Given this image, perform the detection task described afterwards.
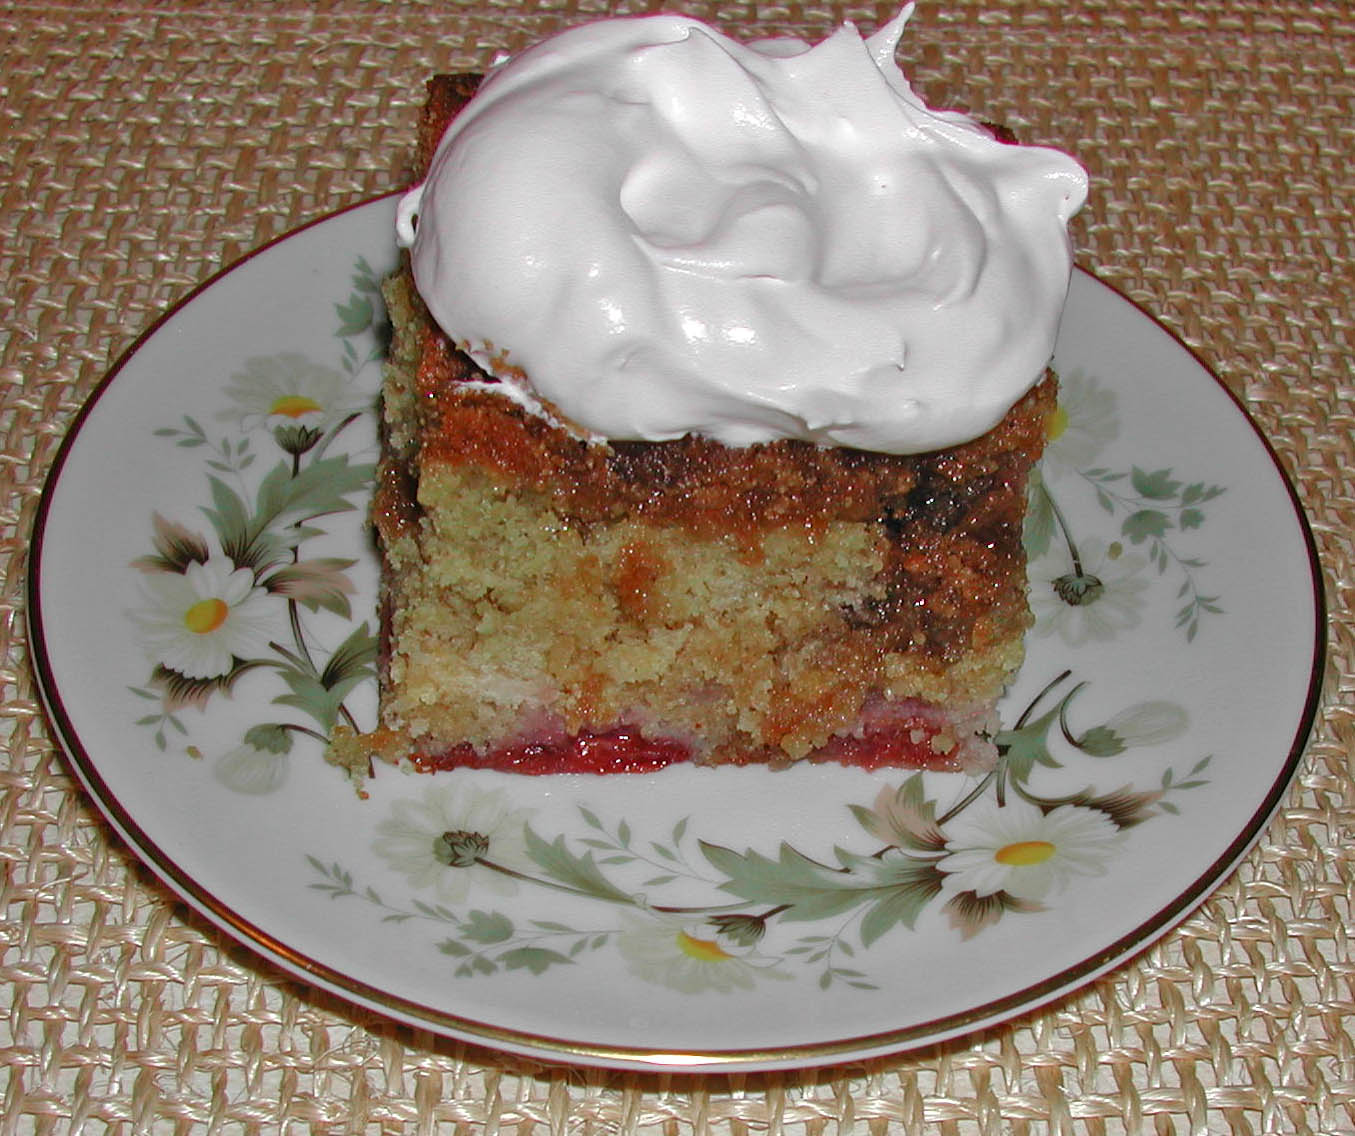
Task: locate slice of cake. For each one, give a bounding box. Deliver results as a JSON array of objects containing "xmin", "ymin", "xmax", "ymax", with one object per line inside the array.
[{"xmin": 329, "ymin": 8, "xmax": 1086, "ymax": 778}]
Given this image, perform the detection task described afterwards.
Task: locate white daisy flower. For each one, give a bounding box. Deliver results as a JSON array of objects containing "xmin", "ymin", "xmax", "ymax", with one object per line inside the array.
[
  {"xmin": 615, "ymin": 911, "xmax": 789, "ymax": 994},
  {"xmin": 220, "ymin": 353, "xmax": 361, "ymax": 433},
  {"xmin": 372, "ymin": 783, "xmax": 534, "ymax": 904},
  {"xmin": 937, "ymin": 797, "xmax": 1120, "ymax": 902},
  {"xmin": 1029, "ymin": 537, "xmax": 1149, "ymax": 647},
  {"xmin": 1044, "ymin": 369, "xmax": 1119, "ymax": 472},
  {"xmin": 131, "ymin": 556, "xmax": 274, "ymax": 679}
]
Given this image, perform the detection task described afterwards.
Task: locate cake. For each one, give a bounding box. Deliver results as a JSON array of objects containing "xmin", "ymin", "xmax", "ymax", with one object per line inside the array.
[{"xmin": 327, "ymin": 8, "xmax": 1086, "ymax": 778}]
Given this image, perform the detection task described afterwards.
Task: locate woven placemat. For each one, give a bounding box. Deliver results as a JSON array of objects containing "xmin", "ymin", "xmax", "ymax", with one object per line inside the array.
[{"xmin": 3, "ymin": 1, "xmax": 1351, "ymax": 1130}]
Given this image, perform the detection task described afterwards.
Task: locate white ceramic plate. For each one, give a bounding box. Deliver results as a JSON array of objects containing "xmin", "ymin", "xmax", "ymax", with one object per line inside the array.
[{"xmin": 29, "ymin": 196, "xmax": 1324, "ymax": 1073}]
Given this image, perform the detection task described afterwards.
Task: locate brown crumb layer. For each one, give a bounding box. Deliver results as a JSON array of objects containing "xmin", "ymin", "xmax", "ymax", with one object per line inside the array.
[{"xmin": 383, "ymin": 287, "xmax": 1055, "ymax": 671}]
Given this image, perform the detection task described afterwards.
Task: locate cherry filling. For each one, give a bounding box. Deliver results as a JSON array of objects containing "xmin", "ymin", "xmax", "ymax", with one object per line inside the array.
[
  {"xmin": 407, "ymin": 712, "xmax": 968, "ymax": 776},
  {"xmin": 409, "ymin": 730, "xmax": 688, "ymax": 776}
]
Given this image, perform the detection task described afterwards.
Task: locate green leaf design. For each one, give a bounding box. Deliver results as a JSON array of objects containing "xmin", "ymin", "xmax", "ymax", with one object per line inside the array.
[
  {"xmin": 202, "ymin": 475, "xmax": 254, "ymax": 563},
  {"xmin": 500, "ymin": 947, "xmax": 575, "ymax": 975},
  {"xmin": 461, "ymin": 910, "xmax": 514, "ymax": 944},
  {"xmin": 273, "ymin": 665, "xmax": 339, "ymax": 731},
  {"xmin": 267, "ymin": 621, "xmax": 375, "ymax": 733},
  {"xmin": 700, "ymin": 841, "xmax": 943, "ymax": 936},
  {"xmin": 334, "ymin": 294, "xmax": 375, "ymax": 337},
  {"xmin": 994, "ymin": 704, "xmax": 1064, "ymax": 784},
  {"xmin": 523, "ymin": 827, "xmax": 636, "ymax": 906},
  {"xmin": 243, "ymin": 722, "xmax": 294, "ymax": 754},
  {"xmin": 851, "ymin": 773, "xmax": 948, "ymax": 853},
  {"xmin": 1023, "ymin": 469, "xmax": 1055, "ymax": 559},
  {"xmin": 320, "ymin": 621, "xmax": 378, "ymax": 692},
  {"xmin": 1075, "ymin": 725, "xmax": 1127, "ymax": 757},
  {"xmin": 412, "ymin": 899, "xmax": 460, "ymax": 923},
  {"xmin": 701, "ymin": 842, "xmax": 863, "ymax": 921},
  {"xmin": 351, "ymin": 255, "xmax": 382, "ymax": 294},
  {"xmin": 255, "ymin": 454, "xmax": 373, "ymax": 526},
  {"xmin": 1017, "ymin": 782, "xmax": 1163, "ymax": 830},
  {"xmin": 854, "ymin": 859, "xmax": 946, "ymax": 946},
  {"xmin": 944, "ymin": 890, "xmax": 1043, "ymax": 940},
  {"xmin": 263, "ymin": 558, "xmax": 358, "ymax": 617},
  {"xmin": 133, "ymin": 512, "xmax": 210, "ymax": 573},
  {"xmin": 152, "ymin": 660, "xmax": 262, "ymax": 712},
  {"xmin": 1129, "ymin": 467, "xmax": 1182, "ymax": 500},
  {"xmin": 1050, "ymin": 438, "xmax": 1229, "ymax": 641},
  {"xmin": 1122, "ymin": 509, "xmax": 1170, "ymax": 543},
  {"xmin": 204, "ymin": 455, "xmax": 373, "ymax": 570}
]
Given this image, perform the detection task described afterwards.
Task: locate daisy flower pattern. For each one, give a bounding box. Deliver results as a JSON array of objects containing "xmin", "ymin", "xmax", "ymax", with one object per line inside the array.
[
  {"xmin": 615, "ymin": 911, "xmax": 790, "ymax": 994},
  {"xmin": 221, "ymin": 353, "xmax": 362, "ymax": 434},
  {"xmin": 937, "ymin": 797, "xmax": 1121, "ymax": 902},
  {"xmin": 308, "ymin": 660, "xmax": 1204, "ymax": 984},
  {"xmin": 372, "ymin": 784, "xmax": 535, "ymax": 904},
  {"xmin": 1029, "ymin": 536, "xmax": 1149, "ymax": 647},
  {"xmin": 117, "ymin": 254, "xmax": 1214, "ymax": 990},
  {"xmin": 1027, "ymin": 366, "xmax": 1224, "ymax": 642},
  {"xmin": 129, "ymin": 256, "xmax": 380, "ymax": 756},
  {"xmin": 1043, "ymin": 368, "xmax": 1119, "ymax": 471},
  {"xmin": 131, "ymin": 556, "xmax": 273, "ymax": 679}
]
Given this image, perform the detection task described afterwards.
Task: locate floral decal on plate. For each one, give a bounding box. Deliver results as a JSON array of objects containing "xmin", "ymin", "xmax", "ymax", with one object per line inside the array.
[
  {"xmin": 118, "ymin": 255, "xmax": 1224, "ymax": 994},
  {"xmin": 127, "ymin": 256, "xmax": 386, "ymax": 792},
  {"xmin": 1026, "ymin": 368, "xmax": 1227, "ymax": 642},
  {"xmin": 308, "ymin": 672, "xmax": 1206, "ymax": 992}
]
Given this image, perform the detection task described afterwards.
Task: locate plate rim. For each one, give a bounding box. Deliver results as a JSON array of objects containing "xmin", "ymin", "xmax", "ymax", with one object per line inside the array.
[{"xmin": 24, "ymin": 193, "xmax": 1329, "ymax": 1072}]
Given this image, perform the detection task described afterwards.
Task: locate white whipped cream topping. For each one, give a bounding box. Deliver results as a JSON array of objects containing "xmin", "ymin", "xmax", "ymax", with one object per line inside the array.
[{"xmin": 396, "ymin": 5, "xmax": 1087, "ymax": 454}]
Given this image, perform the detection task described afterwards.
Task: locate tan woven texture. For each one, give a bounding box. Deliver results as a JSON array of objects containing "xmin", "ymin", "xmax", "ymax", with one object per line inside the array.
[{"xmin": 2, "ymin": 0, "xmax": 1351, "ymax": 1130}]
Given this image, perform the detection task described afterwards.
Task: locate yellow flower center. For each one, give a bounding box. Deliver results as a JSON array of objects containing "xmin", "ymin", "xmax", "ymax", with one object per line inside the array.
[
  {"xmin": 1046, "ymin": 404, "xmax": 1069, "ymax": 441},
  {"xmin": 676, "ymin": 930, "xmax": 732, "ymax": 962},
  {"xmin": 270, "ymin": 394, "xmax": 324, "ymax": 419},
  {"xmin": 183, "ymin": 597, "xmax": 229, "ymax": 634},
  {"xmin": 995, "ymin": 840, "xmax": 1056, "ymax": 867}
]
